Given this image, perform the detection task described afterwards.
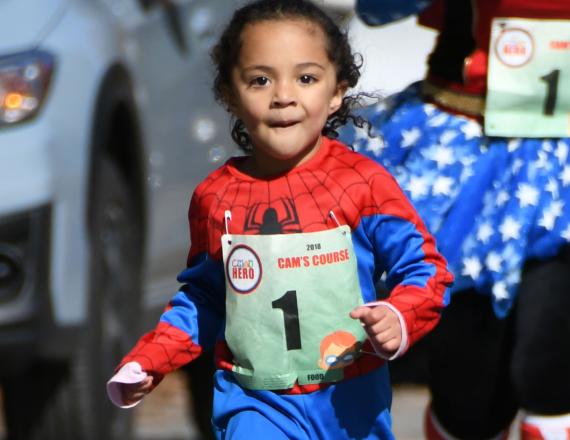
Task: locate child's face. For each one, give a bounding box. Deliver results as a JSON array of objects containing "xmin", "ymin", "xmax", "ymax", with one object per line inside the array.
[{"xmin": 229, "ymin": 19, "xmax": 345, "ymax": 176}]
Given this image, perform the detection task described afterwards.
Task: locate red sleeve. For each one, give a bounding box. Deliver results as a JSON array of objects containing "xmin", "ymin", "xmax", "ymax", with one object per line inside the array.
[{"xmin": 116, "ymin": 321, "xmax": 201, "ymax": 383}]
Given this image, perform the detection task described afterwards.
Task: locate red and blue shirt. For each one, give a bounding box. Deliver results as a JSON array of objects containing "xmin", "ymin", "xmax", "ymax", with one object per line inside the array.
[{"xmin": 118, "ymin": 137, "xmax": 453, "ymax": 394}]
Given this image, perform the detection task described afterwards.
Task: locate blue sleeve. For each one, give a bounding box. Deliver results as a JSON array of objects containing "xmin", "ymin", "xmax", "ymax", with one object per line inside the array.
[
  {"xmin": 158, "ymin": 253, "xmax": 226, "ymax": 351},
  {"xmin": 356, "ymin": 0, "xmax": 433, "ymax": 26},
  {"xmin": 362, "ymin": 214, "xmax": 440, "ymax": 291}
]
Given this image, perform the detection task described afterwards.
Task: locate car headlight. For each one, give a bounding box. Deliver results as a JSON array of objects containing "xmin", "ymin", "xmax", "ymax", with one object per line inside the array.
[{"xmin": 0, "ymin": 50, "xmax": 54, "ymax": 128}]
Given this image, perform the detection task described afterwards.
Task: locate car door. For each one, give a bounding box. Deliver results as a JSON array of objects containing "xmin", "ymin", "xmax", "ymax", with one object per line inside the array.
[{"xmin": 108, "ymin": 0, "xmax": 242, "ymax": 307}]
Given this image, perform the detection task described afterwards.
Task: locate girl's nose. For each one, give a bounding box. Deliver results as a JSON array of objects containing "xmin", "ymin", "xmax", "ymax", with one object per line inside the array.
[{"xmin": 271, "ymin": 82, "xmax": 296, "ymax": 108}]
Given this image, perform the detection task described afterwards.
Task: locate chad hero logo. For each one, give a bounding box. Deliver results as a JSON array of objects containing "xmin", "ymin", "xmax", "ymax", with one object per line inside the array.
[{"xmin": 226, "ymin": 245, "xmax": 262, "ymax": 294}]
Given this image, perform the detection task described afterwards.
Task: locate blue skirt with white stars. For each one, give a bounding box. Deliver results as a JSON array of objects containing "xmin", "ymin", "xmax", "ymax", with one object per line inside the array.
[{"xmin": 339, "ymin": 82, "xmax": 570, "ymax": 318}]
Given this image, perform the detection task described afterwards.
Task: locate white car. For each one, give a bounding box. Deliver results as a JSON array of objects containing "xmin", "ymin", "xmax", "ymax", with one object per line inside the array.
[{"xmin": 0, "ymin": 0, "xmax": 241, "ymax": 438}]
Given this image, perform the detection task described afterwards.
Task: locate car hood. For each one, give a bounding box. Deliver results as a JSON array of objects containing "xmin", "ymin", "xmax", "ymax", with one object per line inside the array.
[{"xmin": 0, "ymin": 0, "xmax": 67, "ymax": 54}]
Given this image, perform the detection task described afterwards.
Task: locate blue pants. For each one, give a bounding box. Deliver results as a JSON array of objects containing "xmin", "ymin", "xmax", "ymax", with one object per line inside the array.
[{"xmin": 212, "ymin": 367, "xmax": 394, "ymax": 439}]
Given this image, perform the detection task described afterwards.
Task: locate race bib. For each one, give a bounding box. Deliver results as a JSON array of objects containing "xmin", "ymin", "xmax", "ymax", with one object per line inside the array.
[
  {"xmin": 485, "ymin": 18, "xmax": 570, "ymax": 138},
  {"xmin": 222, "ymin": 225, "xmax": 368, "ymax": 390}
]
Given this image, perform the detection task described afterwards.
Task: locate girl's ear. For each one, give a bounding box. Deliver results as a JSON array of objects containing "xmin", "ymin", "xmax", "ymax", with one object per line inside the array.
[{"xmin": 328, "ymin": 80, "xmax": 349, "ymax": 115}]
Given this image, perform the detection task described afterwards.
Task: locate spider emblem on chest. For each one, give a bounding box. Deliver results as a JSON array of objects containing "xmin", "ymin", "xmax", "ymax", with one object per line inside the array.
[{"xmin": 244, "ymin": 198, "xmax": 302, "ymax": 234}]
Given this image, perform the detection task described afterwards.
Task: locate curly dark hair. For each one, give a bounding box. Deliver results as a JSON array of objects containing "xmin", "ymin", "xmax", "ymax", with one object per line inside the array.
[{"xmin": 211, "ymin": 0, "xmax": 371, "ymax": 153}]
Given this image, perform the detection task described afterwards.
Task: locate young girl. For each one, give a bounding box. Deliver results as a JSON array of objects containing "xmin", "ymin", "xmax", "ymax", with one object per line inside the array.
[{"xmin": 107, "ymin": 1, "xmax": 453, "ymax": 438}]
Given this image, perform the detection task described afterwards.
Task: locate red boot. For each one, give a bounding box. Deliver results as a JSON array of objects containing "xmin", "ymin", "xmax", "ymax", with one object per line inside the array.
[{"xmin": 520, "ymin": 414, "xmax": 570, "ymax": 440}]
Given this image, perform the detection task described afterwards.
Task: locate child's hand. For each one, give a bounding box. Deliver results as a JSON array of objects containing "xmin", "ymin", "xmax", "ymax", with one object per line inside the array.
[
  {"xmin": 121, "ymin": 376, "xmax": 154, "ymax": 406},
  {"xmin": 350, "ymin": 305, "xmax": 402, "ymax": 357}
]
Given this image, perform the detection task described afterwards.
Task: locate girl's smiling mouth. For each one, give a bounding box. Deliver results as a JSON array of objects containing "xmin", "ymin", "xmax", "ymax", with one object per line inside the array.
[{"xmin": 269, "ymin": 120, "xmax": 300, "ymax": 128}]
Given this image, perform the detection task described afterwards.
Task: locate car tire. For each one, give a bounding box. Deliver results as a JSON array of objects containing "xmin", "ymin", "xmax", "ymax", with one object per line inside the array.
[
  {"xmin": 2, "ymin": 155, "xmax": 143, "ymax": 440},
  {"xmin": 81, "ymin": 153, "xmax": 144, "ymax": 440}
]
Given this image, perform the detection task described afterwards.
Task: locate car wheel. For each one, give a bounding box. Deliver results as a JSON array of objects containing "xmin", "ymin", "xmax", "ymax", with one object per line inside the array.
[
  {"xmin": 81, "ymin": 154, "xmax": 144, "ymax": 439},
  {"xmin": 1, "ymin": 155, "xmax": 143, "ymax": 439}
]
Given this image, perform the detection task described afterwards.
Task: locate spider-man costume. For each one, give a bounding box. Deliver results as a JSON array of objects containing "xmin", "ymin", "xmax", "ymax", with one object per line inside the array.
[
  {"xmin": 111, "ymin": 137, "xmax": 452, "ymax": 439},
  {"xmin": 345, "ymin": 1, "xmax": 570, "ymax": 439}
]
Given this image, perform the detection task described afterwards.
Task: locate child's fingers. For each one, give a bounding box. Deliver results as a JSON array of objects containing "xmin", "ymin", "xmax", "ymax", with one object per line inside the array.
[
  {"xmin": 121, "ymin": 376, "xmax": 154, "ymax": 405},
  {"xmin": 349, "ymin": 306, "xmax": 367, "ymax": 320},
  {"xmin": 368, "ymin": 325, "xmax": 402, "ymax": 356},
  {"xmin": 367, "ymin": 319, "xmax": 393, "ymax": 337},
  {"xmin": 135, "ymin": 375, "xmax": 153, "ymax": 389},
  {"xmin": 374, "ymin": 324, "xmax": 401, "ymax": 342},
  {"xmin": 367, "ymin": 310, "xmax": 399, "ymax": 335},
  {"xmin": 374, "ymin": 337, "xmax": 401, "ymax": 354},
  {"xmin": 122, "ymin": 389, "xmax": 147, "ymax": 405},
  {"xmin": 351, "ymin": 305, "xmax": 393, "ymax": 327},
  {"xmin": 350, "ymin": 306, "xmax": 381, "ymax": 325},
  {"xmin": 351, "ymin": 305, "xmax": 403, "ymax": 356}
]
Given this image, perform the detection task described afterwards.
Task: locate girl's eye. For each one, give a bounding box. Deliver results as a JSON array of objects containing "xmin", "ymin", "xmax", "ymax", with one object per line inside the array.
[
  {"xmin": 299, "ymin": 75, "xmax": 316, "ymax": 84},
  {"xmin": 251, "ymin": 76, "xmax": 269, "ymax": 87}
]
